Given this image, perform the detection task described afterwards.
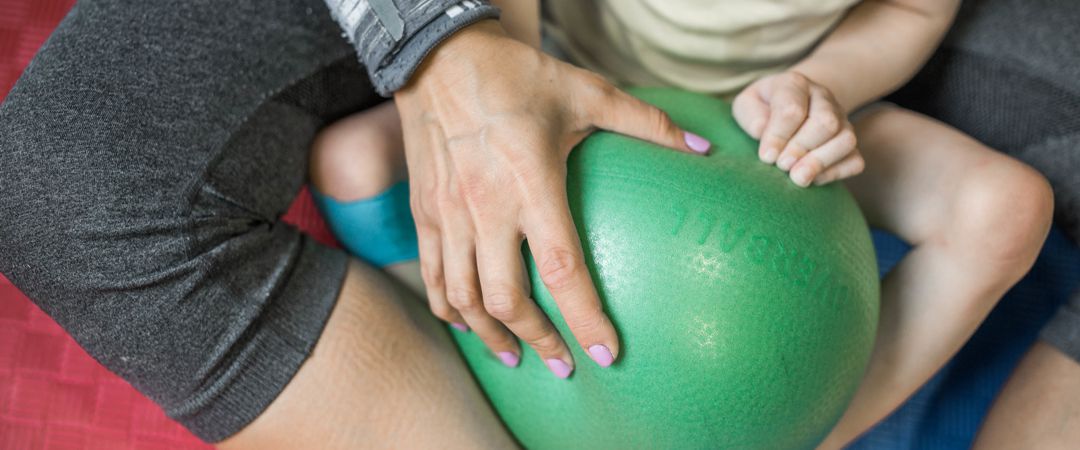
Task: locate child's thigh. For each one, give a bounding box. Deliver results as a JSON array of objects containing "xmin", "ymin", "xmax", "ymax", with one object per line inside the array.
[{"xmin": 845, "ymin": 104, "xmax": 1051, "ymax": 248}]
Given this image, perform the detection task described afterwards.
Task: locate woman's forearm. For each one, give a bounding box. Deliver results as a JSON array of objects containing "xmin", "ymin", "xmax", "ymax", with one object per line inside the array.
[{"xmin": 791, "ymin": 0, "xmax": 960, "ymax": 113}]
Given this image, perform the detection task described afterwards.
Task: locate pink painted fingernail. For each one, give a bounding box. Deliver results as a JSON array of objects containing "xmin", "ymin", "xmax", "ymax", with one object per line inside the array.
[
  {"xmin": 684, "ymin": 132, "xmax": 711, "ymax": 154},
  {"xmin": 545, "ymin": 358, "xmax": 573, "ymax": 379},
  {"xmin": 588, "ymin": 344, "xmax": 614, "ymax": 368},
  {"xmin": 498, "ymin": 352, "xmax": 520, "ymax": 368},
  {"xmin": 451, "ymin": 323, "xmax": 469, "ymax": 332}
]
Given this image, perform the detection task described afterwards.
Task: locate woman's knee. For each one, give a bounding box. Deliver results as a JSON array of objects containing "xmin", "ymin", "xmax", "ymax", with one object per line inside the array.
[{"xmin": 309, "ymin": 101, "xmax": 406, "ymax": 201}]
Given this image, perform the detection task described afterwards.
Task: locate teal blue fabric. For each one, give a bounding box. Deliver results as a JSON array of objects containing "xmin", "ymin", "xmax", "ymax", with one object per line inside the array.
[{"xmin": 312, "ymin": 182, "xmax": 419, "ymax": 267}]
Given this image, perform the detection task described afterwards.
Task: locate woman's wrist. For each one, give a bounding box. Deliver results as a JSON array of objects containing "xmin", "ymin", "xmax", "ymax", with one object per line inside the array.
[
  {"xmin": 491, "ymin": 0, "xmax": 541, "ymax": 48},
  {"xmin": 396, "ymin": 20, "xmax": 508, "ymax": 99}
]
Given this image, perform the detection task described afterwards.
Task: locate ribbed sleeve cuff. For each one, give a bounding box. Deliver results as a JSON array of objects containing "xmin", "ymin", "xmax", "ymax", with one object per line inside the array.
[
  {"xmin": 371, "ymin": 2, "xmax": 499, "ymax": 95},
  {"xmin": 168, "ymin": 238, "xmax": 348, "ymax": 442},
  {"xmin": 329, "ymin": 0, "xmax": 500, "ymax": 96}
]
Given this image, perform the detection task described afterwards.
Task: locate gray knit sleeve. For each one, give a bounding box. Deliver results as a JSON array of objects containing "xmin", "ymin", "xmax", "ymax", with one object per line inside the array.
[{"xmin": 324, "ymin": 0, "xmax": 500, "ymax": 96}]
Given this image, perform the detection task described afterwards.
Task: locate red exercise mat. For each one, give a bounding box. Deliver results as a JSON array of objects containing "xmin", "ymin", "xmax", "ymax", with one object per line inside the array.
[{"xmin": 1, "ymin": 1, "xmax": 340, "ymax": 447}]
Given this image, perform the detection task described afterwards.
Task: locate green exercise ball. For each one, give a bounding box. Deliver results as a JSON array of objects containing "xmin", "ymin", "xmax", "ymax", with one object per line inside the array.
[{"xmin": 450, "ymin": 88, "xmax": 879, "ymax": 449}]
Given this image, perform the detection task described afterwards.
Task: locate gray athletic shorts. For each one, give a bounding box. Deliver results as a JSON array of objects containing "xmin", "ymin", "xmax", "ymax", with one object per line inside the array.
[
  {"xmin": 0, "ymin": 0, "xmax": 381, "ymax": 441},
  {"xmin": 889, "ymin": 0, "xmax": 1080, "ymax": 363}
]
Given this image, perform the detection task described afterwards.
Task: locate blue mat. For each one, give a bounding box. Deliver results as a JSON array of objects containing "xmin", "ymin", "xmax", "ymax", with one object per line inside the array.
[{"xmin": 849, "ymin": 227, "xmax": 1080, "ymax": 449}]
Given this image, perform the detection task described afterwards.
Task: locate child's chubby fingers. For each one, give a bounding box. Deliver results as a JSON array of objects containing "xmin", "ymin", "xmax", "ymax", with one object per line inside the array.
[
  {"xmin": 732, "ymin": 86, "xmax": 770, "ymax": 139},
  {"xmin": 775, "ymin": 86, "xmax": 845, "ymax": 172},
  {"xmin": 756, "ymin": 74, "xmax": 811, "ymax": 164},
  {"xmin": 813, "ymin": 152, "xmax": 866, "ymax": 186},
  {"xmin": 788, "ymin": 124, "xmax": 858, "ymax": 187}
]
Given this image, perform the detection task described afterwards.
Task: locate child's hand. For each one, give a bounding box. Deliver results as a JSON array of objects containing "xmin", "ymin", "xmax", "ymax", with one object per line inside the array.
[{"xmin": 732, "ymin": 71, "xmax": 865, "ymax": 187}]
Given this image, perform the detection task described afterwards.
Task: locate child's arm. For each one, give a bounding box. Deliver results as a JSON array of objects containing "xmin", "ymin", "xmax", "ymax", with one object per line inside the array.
[
  {"xmin": 739, "ymin": 1, "xmax": 969, "ymax": 447},
  {"xmin": 733, "ymin": 0, "xmax": 961, "ymax": 187},
  {"xmin": 791, "ymin": 0, "xmax": 961, "ymax": 113}
]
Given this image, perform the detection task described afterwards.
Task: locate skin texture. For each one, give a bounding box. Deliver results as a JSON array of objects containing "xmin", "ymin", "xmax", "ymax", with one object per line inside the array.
[
  {"xmin": 973, "ymin": 342, "xmax": 1080, "ymax": 449},
  {"xmin": 820, "ymin": 105, "xmax": 1053, "ymax": 448},
  {"xmin": 729, "ymin": 0, "xmax": 1053, "ymax": 446},
  {"xmin": 216, "ymin": 261, "xmax": 517, "ymax": 449},
  {"xmin": 492, "ymin": 0, "xmax": 541, "ymax": 49},
  {"xmin": 253, "ymin": 0, "xmax": 1056, "ymax": 446},
  {"xmin": 734, "ymin": 71, "xmax": 864, "ymax": 187},
  {"xmin": 734, "ymin": 0, "xmax": 964, "ymax": 188},
  {"xmin": 306, "ymin": 86, "xmax": 1054, "ymax": 450},
  {"xmin": 746, "ymin": 1, "xmax": 1049, "ymax": 446},
  {"xmin": 393, "ymin": 20, "xmax": 708, "ymax": 378}
]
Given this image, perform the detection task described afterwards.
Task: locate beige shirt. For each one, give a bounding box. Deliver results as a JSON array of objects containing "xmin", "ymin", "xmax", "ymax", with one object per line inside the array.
[{"xmin": 545, "ymin": 0, "xmax": 860, "ymax": 96}]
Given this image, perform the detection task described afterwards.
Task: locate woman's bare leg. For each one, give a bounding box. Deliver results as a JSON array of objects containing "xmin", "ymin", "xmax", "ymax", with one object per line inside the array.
[
  {"xmin": 218, "ymin": 260, "xmax": 515, "ymax": 449},
  {"xmin": 974, "ymin": 342, "xmax": 1080, "ymax": 449},
  {"xmin": 219, "ymin": 102, "xmax": 513, "ymax": 449}
]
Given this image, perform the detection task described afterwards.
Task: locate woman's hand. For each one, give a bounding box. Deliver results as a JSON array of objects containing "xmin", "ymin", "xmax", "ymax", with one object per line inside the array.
[
  {"xmin": 733, "ymin": 71, "xmax": 864, "ymax": 187},
  {"xmin": 394, "ymin": 20, "xmax": 709, "ymax": 377}
]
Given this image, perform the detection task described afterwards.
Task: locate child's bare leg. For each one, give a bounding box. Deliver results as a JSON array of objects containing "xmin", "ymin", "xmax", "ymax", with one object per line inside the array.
[
  {"xmin": 309, "ymin": 102, "xmax": 1055, "ymax": 447},
  {"xmin": 819, "ymin": 105, "xmax": 1054, "ymax": 448},
  {"xmin": 973, "ymin": 341, "xmax": 1080, "ymax": 449}
]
